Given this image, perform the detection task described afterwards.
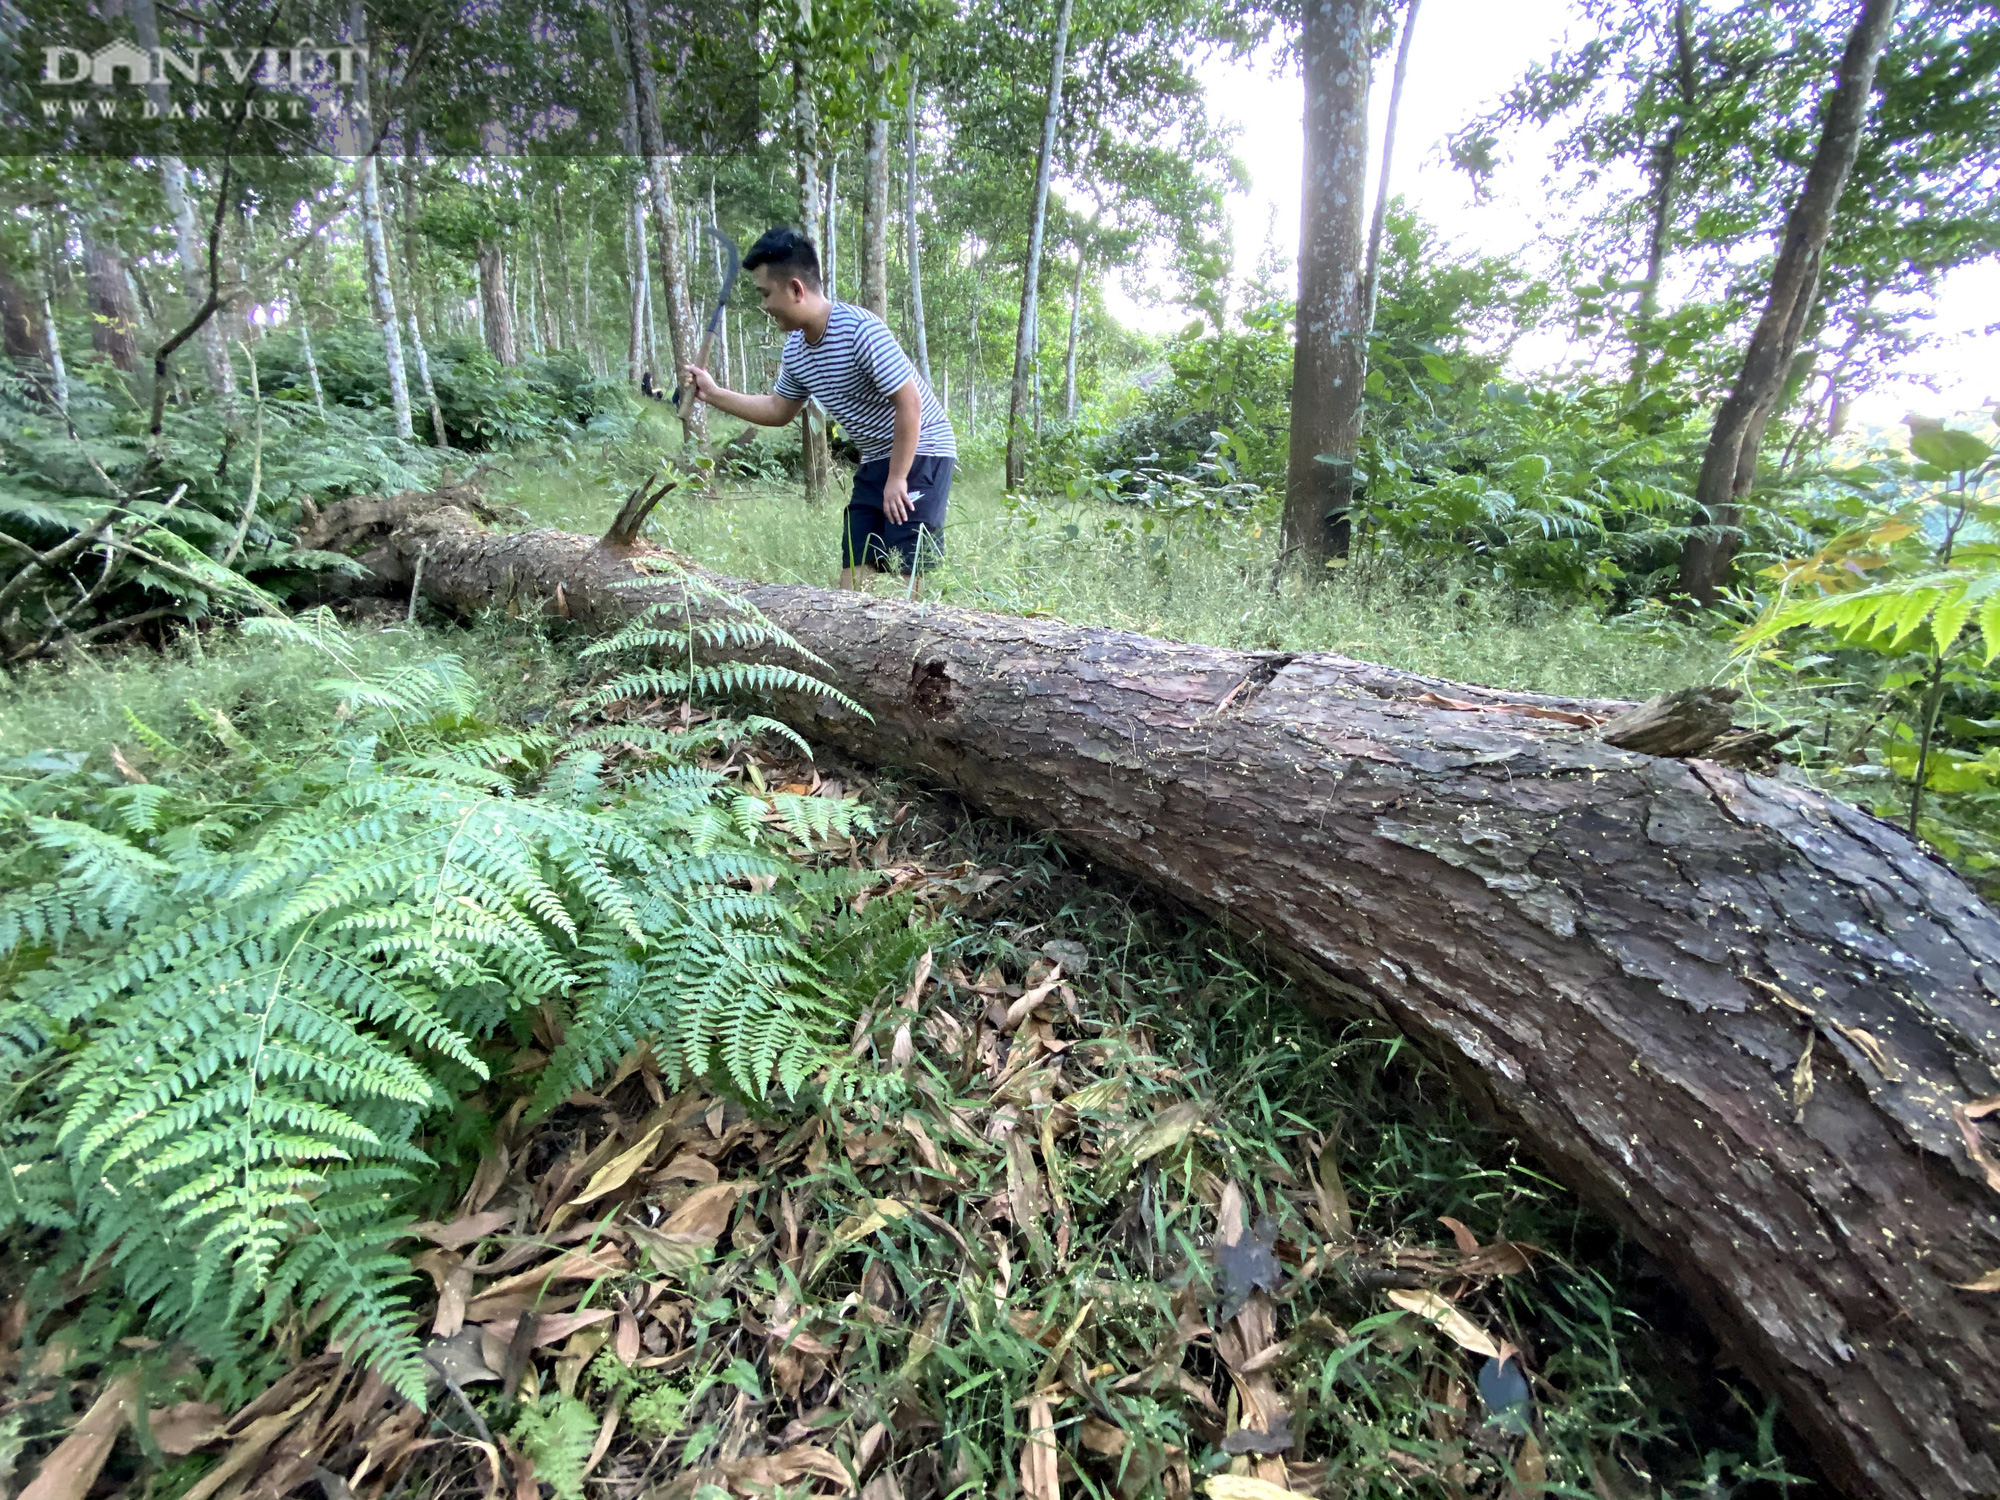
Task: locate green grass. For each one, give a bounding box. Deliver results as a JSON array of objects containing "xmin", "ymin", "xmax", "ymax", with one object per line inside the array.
[{"xmin": 496, "ymin": 419, "xmax": 1726, "ymax": 703}]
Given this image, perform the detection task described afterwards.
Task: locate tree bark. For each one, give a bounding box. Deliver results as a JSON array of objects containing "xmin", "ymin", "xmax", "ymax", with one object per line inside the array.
[
  {"xmin": 1006, "ymin": 0, "xmax": 1076, "ymax": 492},
  {"xmin": 80, "ymin": 227, "xmax": 141, "ymax": 374},
  {"xmin": 862, "ymin": 58, "xmax": 892, "ymax": 319},
  {"xmin": 906, "ymin": 67, "xmax": 932, "ymax": 386},
  {"xmin": 478, "ymin": 244, "xmax": 517, "ymax": 366},
  {"xmin": 1362, "ymin": 0, "xmax": 1420, "ymax": 334},
  {"xmin": 1062, "ymin": 240, "xmax": 1087, "ymax": 420},
  {"xmin": 346, "ymin": 1, "xmax": 413, "ymax": 441},
  {"xmin": 292, "ymin": 280, "xmax": 326, "ymax": 417},
  {"xmin": 1284, "ymin": 0, "xmax": 1371, "ymax": 570},
  {"xmin": 0, "ymin": 264, "xmax": 42, "ymax": 364},
  {"xmin": 617, "ymin": 0, "xmax": 704, "ymax": 444},
  {"xmin": 794, "ymin": 48, "xmax": 831, "ymax": 506},
  {"xmin": 307, "ymin": 491, "xmax": 2000, "ymax": 1500},
  {"xmin": 1676, "ymin": 0, "xmax": 1898, "ymax": 607}
]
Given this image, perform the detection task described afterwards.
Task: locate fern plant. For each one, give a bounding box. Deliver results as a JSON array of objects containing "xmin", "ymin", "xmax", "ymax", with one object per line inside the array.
[
  {"xmin": 0, "ymin": 583, "xmax": 869, "ymax": 1405},
  {"xmin": 1738, "ymin": 423, "xmax": 1999, "ymax": 839}
]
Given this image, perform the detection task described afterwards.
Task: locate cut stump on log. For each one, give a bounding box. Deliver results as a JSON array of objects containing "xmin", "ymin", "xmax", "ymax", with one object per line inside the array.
[{"xmin": 300, "ymin": 489, "xmax": 2000, "ymax": 1500}]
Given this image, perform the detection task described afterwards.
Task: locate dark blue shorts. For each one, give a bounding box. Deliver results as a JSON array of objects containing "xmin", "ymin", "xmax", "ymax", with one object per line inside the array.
[{"xmin": 843, "ymin": 454, "xmax": 953, "ymax": 575}]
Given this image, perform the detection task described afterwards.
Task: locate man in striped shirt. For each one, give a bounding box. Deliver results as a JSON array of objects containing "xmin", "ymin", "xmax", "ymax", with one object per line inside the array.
[{"xmin": 682, "ymin": 227, "xmax": 957, "ymax": 589}]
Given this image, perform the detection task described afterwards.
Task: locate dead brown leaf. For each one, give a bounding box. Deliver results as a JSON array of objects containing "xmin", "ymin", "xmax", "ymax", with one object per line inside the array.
[
  {"xmin": 1385, "ymin": 1290, "xmax": 1505, "ymax": 1360},
  {"xmin": 1438, "ymin": 1216, "xmax": 1481, "ymax": 1255},
  {"xmin": 1080, "ymin": 1417, "xmax": 1129, "ymax": 1457},
  {"xmin": 415, "ymin": 1207, "xmax": 514, "ymax": 1250},
  {"xmin": 143, "ymin": 1401, "xmax": 225, "ymax": 1457},
  {"xmin": 20, "ymin": 1371, "xmax": 143, "ymax": 1500},
  {"xmin": 571, "ymin": 1123, "xmax": 668, "ymax": 1206},
  {"xmin": 1021, "ymin": 1395, "xmax": 1062, "ymax": 1500}
]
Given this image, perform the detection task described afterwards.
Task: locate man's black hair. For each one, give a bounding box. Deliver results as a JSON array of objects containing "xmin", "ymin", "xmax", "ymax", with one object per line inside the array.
[{"xmin": 742, "ymin": 226, "xmax": 822, "ymax": 291}]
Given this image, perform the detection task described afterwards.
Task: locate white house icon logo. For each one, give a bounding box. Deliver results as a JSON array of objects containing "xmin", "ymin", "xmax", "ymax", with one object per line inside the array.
[{"xmin": 89, "ymin": 41, "xmax": 152, "ymax": 85}]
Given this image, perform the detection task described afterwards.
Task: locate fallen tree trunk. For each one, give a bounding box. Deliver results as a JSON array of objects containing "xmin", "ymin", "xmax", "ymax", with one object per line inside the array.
[{"xmin": 307, "ymin": 490, "xmax": 2000, "ymax": 1500}]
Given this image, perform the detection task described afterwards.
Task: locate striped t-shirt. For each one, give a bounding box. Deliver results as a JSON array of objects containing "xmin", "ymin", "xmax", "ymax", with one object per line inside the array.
[{"xmin": 774, "ymin": 302, "xmax": 957, "ymax": 462}]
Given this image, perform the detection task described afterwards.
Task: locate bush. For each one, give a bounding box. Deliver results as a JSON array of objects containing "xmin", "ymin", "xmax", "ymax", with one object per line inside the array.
[{"xmin": 253, "ymin": 330, "xmax": 636, "ymax": 451}]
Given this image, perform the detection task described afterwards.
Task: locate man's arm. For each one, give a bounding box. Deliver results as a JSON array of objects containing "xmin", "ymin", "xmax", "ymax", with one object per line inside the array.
[
  {"xmin": 880, "ymin": 379, "xmax": 923, "ymax": 524},
  {"xmin": 683, "ymin": 366, "xmax": 804, "ymax": 427}
]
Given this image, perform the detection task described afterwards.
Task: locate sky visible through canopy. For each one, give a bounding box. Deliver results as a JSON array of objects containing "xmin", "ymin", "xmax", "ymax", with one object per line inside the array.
[{"xmin": 1094, "ymin": 0, "xmax": 1996, "ymax": 431}]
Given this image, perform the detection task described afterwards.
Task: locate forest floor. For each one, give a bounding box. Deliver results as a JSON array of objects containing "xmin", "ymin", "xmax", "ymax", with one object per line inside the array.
[{"xmin": 1, "ymin": 612, "xmax": 1807, "ymax": 1500}]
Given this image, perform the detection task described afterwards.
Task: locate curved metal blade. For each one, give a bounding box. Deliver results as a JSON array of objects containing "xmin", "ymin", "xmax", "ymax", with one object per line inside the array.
[{"xmin": 704, "ymin": 224, "xmax": 740, "ymax": 339}]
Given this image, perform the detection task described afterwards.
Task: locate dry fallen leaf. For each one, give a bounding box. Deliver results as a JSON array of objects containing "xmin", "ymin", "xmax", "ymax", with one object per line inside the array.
[
  {"xmin": 143, "ymin": 1401, "xmax": 225, "ymax": 1457},
  {"xmin": 1386, "ymin": 1290, "xmax": 1505, "ymax": 1361},
  {"xmin": 21, "ymin": 1370, "xmax": 142, "ymax": 1500},
  {"xmin": 659, "ymin": 1181, "xmax": 747, "ymax": 1241},
  {"xmin": 1021, "ymin": 1395, "xmax": 1061, "ymax": 1500},
  {"xmin": 1438, "ymin": 1216, "xmax": 1481, "ymax": 1255},
  {"xmin": 1954, "ymin": 1266, "xmax": 2000, "ymax": 1292},
  {"xmin": 415, "ymin": 1207, "xmax": 514, "ymax": 1251},
  {"xmin": 1203, "ymin": 1477, "xmax": 1297, "ymax": 1500},
  {"xmin": 1124, "ymin": 1101, "xmax": 1205, "ymax": 1166},
  {"xmin": 571, "ymin": 1123, "xmax": 667, "ymax": 1206},
  {"xmin": 1079, "ymin": 1416, "xmax": 1129, "ymax": 1457}
]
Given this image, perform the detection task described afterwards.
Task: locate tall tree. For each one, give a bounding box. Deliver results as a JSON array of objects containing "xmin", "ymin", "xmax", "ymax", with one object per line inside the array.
[
  {"xmin": 794, "ymin": 43, "xmax": 832, "ymax": 504},
  {"xmin": 398, "ymin": 159, "xmax": 449, "ymax": 446},
  {"xmin": 1626, "ymin": 1, "xmax": 1698, "ymax": 391},
  {"xmin": 906, "ymin": 65, "xmax": 933, "ymax": 384},
  {"xmin": 1061, "ymin": 234, "xmax": 1088, "ymax": 419},
  {"xmin": 130, "ymin": 0, "xmax": 235, "ymax": 414},
  {"xmin": 1676, "ymin": 0, "xmax": 1901, "ymax": 605},
  {"xmin": 80, "ymin": 223, "xmax": 140, "ymax": 374},
  {"xmin": 861, "ymin": 46, "xmax": 893, "ymax": 318},
  {"xmin": 1362, "ymin": 0, "xmax": 1421, "ymax": 332},
  {"xmin": 1283, "ymin": 0, "xmax": 1372, "ymax": 569},
  {"xmin": 478, "ymin": 242, "xmax": 517, "ymax": 365},
  {"xmin": 1005, "ymin": 0, "xmax": 1076, "ymax": 491},
  {"xmin": 616, "ymin": 0, "xmax": 705, "ymax": 443},
  {"xmin": 348, "ymin": 1, "xmax": 413, "ymax": 441}
]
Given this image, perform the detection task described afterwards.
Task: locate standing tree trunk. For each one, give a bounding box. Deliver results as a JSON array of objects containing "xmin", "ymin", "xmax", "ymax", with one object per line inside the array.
[
  {"xmin": 1061, "ymin": 239, "xmax": 1087, "ymax": 420},
  {"xmin": 80, "ymin": 226, "xmax": 140, "ymax": 374},
  {"xmin": 34, "ymin": 227, "xmax": 70, "ymax": 412},
  {"xmin": 1005, "ymin": 0, "xmax": 1076, "ymax": 491},
  {"xmin": 825, "ymin": 158, "xmax": 840, "ymax": 300},
  {"xmin": 347, "ymin": 0, "xmax": 413, "ymax": 440},
  {"xmin": 616, "ymin": 0, "xmax": 705, "ymax": 444},
  {"xmin": 292, "ymin": 279, "xmax": 326, "ymax": 418},
  {"xmin": 794, "ymin": 46, "xmax": 831, "ymax": 505},
  {"xmin": 357, "ymin": 151, "xmax": 414, "ymax": 439},
  {"xmin": 0, "ymin": 265, "xmax": 42, "ymax": 364},
  {"xmin": 132, "ymin": 0, "xmax": 235, "ymax": 414},
  {"xmin": 1676, "ymin": 0, "xmax": 1898, "ymax": 607},
  {"xmin": 1283, "ymin": 0, "xmax": 1371, "ymax": 570},
  {"xmin": 1361, "ymin": 0, "xmax": 1420, "ymax": 333},
  {"xmin": 396, "ymin": 164, "xmax": 449, "ymax": 447},
  {"xmin": 906, "ymin": 66, "xmax": 932, "ymax": 385},
  {"xmin": 478, "ymin": 244, "xmax": 517, "ymax": 365},
  {"xmin": 861, "ymin": 52, "xmax": 892, "ymax": 319},
  {"xmin": 311, "ymin": 490, "xmax": 2000, "ymax": 1500},
  {"xmin": 1626, "ymin": 2, "xmax": 1697, "ymax": 398},
  {"xmin": 707, "ymin": 177, "xmax": 730, "ymax": 388}
]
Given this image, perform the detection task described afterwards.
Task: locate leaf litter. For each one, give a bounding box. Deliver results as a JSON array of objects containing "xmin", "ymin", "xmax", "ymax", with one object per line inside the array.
[{"xmin": 5, "ymin": 749, "xmax": 1811, "ymax": 1500}]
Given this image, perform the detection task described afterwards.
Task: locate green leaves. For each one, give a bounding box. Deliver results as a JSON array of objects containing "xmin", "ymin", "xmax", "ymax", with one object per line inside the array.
[{"xmin": 1911, "ymin": 427, "xmax": 1995, "ymax": 477}]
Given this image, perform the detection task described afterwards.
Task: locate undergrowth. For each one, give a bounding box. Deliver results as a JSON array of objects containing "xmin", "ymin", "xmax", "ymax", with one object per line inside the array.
[
  {"xmin": 0, "ymin": 574, "xmax": 870, "ymax": 1408},
  {"xmin": 498, "ymin": 453, "xmax": 1728, "ymax": 704}
]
